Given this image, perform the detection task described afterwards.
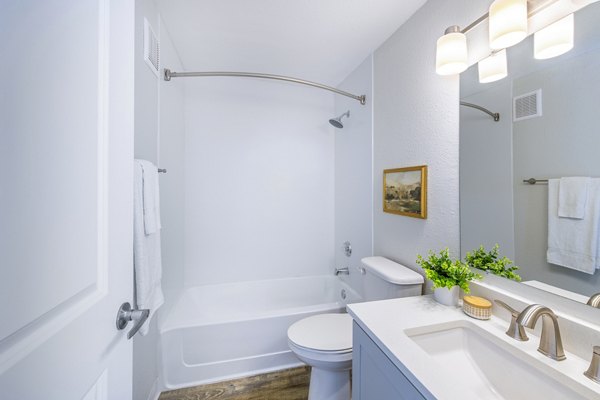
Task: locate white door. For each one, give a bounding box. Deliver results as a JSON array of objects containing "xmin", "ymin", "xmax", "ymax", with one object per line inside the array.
[{"xmin": 0, "ymin": 0, "xmax": 135, "ymax": 399}]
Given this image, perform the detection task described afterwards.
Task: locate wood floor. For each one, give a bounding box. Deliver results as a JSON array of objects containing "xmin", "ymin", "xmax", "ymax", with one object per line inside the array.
[{"xmin": 158, "ymin": 366, "xmax": 311, "ymax": 400}]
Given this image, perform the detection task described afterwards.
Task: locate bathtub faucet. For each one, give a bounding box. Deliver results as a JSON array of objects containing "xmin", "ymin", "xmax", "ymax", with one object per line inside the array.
[{"xmin": 335, "ymin": 267, "xmax": 350, "ymax": 276}]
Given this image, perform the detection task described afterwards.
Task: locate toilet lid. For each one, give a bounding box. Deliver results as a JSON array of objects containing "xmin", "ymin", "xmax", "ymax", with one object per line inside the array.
[{"xmin": 287, "ymin": 313, "xmax": 353, "ymax": 352}]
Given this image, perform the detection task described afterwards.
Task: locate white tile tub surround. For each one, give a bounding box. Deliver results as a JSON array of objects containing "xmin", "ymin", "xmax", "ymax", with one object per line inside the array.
[{"xmin": 159, "ymin": 275, "xmax": 361, "ymax": 389}]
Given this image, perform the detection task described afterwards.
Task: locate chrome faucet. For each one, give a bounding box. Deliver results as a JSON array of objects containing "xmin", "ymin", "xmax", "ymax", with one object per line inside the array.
[
  {"xmin": 516, "ymin": 304, "xmax": 566, "ymax": 361},
  {"xmin": 587, "ymin": 293, "xmax": 600, "ymax": 308},
  {"xmin": 494, "ymin": 300, "xmax": 528, "ymax": 341},
  {"xmin": 335, "ymin": 267, "xmax": 350, "ymax": 276}
]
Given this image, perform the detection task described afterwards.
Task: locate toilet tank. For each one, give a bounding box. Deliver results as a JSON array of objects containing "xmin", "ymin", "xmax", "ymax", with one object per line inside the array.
[{"xmin": 361, "ymin": 257, "xmax": 424, "ymax": 301}]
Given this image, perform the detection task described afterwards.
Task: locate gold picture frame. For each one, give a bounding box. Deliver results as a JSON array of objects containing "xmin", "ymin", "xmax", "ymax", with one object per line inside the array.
[{"xmin": 383, "ymin": 165, "xmax": 427, "ymax": 219}]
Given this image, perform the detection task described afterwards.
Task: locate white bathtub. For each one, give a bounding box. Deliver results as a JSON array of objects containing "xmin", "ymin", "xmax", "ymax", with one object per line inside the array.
[{"xmin": 159, "ymin": 275, "xmax": 361, "ymax": 389}]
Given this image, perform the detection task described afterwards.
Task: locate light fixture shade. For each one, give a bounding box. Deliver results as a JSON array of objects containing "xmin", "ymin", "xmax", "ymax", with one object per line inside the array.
[
  {"xmin": 478, "ymin": 50, "xmax": 508, "ymax": 83},
  {"xmin": 534, "ymin": 14, "xmax": 574, "ymax": 59},
  {"xmin": 489, "ymin": 0, "xmax": 528, "ymax": 50},
  {"xmin": 436, "ymin": 27, "xmax": 468, "ymax": 76}
]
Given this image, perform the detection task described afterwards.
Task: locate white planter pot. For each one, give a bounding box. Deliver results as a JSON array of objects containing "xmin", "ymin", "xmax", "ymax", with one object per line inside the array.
[{"xmin": 433, "ymin": 286, "xmax": 460, "ymax": 306}]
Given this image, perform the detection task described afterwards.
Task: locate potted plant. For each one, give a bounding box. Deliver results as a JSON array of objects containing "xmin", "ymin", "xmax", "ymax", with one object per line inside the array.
[
  {"xmin": 464, "ymin": 244, "xmax": 521, "ymax": 281},
  {"xmin": 416, "ymin": 248, "xmax": 481, "ymax": 306}
]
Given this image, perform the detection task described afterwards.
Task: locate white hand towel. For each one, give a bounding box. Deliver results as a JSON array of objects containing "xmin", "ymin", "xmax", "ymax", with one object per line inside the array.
[
  {"xmin": 547, "ymin": 178, "xmax": 600, "ymax": 274},
  {"xmin": 134, "ymin": 160, "xmax": 164, "ymax": 335},
  {"xmin": 558, "ymin": 177, "xmax": 590, "ymax": 219},
  {"xmin": 136, "ymin": 159, "xmax": 162, "ymax": 235}
]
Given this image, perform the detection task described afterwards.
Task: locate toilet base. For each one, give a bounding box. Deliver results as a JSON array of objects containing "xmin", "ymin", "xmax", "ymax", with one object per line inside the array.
[{"xmin": 308, "ymin": 367, "xmax": 351, "ymax": 400}]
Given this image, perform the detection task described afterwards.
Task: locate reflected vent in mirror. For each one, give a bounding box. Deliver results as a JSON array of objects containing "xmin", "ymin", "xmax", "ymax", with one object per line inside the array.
[
  {"xmin": 144, "ymin": 18, "xmax": 160, "ymax": 77},
  {"xmin": 513, "ymin": 89, "xmax": 542, "ymax": 122}
]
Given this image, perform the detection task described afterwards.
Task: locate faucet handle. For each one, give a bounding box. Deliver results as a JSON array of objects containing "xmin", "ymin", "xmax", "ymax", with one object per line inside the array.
[
  {"xmin": 587, "ymin": 293, "xmax": 600, "ymax": 308},
  {"xmin": 494, "ymin": 300, "xmax": 529, "ymax": 341},
  {"xmin": 585, "ymin": 346, "xmax": 600, "ymax": 383}
]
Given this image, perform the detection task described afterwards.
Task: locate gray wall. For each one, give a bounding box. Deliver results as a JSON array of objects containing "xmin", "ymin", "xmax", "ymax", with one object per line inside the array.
[
  {"xmin": 460, "ymin": 1, "xmax": 600, "ymax": 296},
  {"xmin": 513, "ymin": 48, "xmax": 600, "ymax": 295},
  {"xmin": 460, "ymin": 80, "xmax": 515, "ymax": 260},
  {"xmin": 372, "ymin": 0, "xmax": 488, "ymax": 291}
]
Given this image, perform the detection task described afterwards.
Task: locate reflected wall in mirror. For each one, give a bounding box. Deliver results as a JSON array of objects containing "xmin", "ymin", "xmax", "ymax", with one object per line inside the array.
[{"xmin": 460, "ymin": 1, "xmax": 600, "ymax": 304}]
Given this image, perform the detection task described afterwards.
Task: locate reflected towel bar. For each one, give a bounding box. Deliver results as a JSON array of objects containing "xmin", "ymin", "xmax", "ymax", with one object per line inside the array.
[{"xmin": 523, "ymin": 178, "xmax": 548, "ymax": 185}]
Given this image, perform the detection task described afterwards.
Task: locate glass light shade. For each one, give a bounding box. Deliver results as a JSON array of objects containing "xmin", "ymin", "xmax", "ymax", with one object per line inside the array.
[
  {"xmin": 534, "ymin": 14, "xmax": 574, "ymax": 59},
  {"xmin": 436, "ymin": 31, "xmax": 468, "ymax": 75},
  {"xmin": 478, "ymin": 50, "xmax": 508, "ymax": 83},
  {"xmin": 489, "ymin": 0, "xmax": 528, "ymax": 50}
]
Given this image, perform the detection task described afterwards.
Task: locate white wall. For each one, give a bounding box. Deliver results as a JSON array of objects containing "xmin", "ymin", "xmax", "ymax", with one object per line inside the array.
[
  {"xmin": 157, "ymin": 16, "xmax": 186, "ymax": 322},
  {"xmin": 372, "ymin": 0, "xmax": 488, "ymax": 291},
  {"xmin": 134, "ymin": 0, "xmax": 159, "ymax": 164},
  {"xmin": 460, "ymin": 80, "xmax": 515, "ymax": 259},
  {"xmin": 334, "ymin": 56, "xmax": 374, "ymax": 294},
  {"xmin": 183, "ymin": 79, "xmax": 336, "ymax": 285},
  {"xmin": 133, "ymin": 1, "xmax": 185, "ymax": 399}
]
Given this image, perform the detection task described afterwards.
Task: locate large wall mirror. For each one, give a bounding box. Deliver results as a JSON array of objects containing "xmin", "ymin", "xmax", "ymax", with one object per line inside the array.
[{"xmin": 460, "ymin": 1, "xmax": 600, "ymax": 306}]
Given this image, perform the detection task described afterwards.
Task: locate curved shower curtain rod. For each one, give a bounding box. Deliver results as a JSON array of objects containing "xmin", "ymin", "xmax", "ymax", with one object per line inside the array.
[
  {"xmin": 163, "ymin": 68, "xmax": 366, "ymax": 105},
  {"xmin": 460, "ymin": 101, "xmax": 500, "ymax": 122}
]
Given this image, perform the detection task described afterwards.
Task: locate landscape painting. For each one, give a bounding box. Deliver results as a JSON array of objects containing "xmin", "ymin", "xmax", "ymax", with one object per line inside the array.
[{"xmin": 383, "ymin": 165, "xmax": 427, "ymax": 218}]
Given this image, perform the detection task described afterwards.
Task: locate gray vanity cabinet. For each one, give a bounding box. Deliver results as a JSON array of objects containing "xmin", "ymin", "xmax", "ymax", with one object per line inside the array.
[{"xmin": 352, "ymin": 322, "xmax": 429, "ymax": 400}]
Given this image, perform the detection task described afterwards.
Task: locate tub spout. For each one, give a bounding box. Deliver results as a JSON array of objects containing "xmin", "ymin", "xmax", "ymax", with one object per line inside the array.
[{"xmin": 335, "ymin": 267, "xmax": 350, "ymax": 276}]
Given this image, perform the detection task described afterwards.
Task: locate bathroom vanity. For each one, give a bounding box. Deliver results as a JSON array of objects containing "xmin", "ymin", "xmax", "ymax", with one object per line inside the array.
[
  {"xmin": 348, "ymin": 295, "xmax": 600, "ymax": 400},
  {"xmin": 352, "ymin": 323, "xmax": 429, "ymax": 399}
]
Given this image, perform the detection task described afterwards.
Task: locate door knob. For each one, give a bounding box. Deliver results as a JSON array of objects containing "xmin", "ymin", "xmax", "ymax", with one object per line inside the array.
[{"xmin": 116, "ymin": 302, "xmax": 150, "ymax": 339}]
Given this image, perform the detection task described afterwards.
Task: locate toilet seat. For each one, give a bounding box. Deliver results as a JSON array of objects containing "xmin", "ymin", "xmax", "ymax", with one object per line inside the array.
[
  {"xmin": 287, "ymin": 313, "xmax": 353, "ymax": 353},
  {"xmin": 287, "ymin": 313, "xmax": 353, "ymax": 400}
]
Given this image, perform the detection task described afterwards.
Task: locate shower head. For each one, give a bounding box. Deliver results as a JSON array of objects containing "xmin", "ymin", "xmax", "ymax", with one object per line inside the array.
[{"xmin": 329, "ymin": 110, "xmax": 350, "ymax": 129}]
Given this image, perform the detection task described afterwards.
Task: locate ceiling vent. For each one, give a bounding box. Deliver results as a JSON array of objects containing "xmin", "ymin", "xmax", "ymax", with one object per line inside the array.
[
  {"xmin": 144, "ymin": 18, "xmax": 160, "ymax": 77},
  {"xmin": 513, "ymin": 89, "xmax": 542, "ymax": 122}
]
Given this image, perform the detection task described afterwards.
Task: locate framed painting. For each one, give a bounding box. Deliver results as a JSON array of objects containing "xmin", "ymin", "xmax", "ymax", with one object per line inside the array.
[{"xmin": 383, "ymin": 165, "xmax": 427, "ymax": 218}]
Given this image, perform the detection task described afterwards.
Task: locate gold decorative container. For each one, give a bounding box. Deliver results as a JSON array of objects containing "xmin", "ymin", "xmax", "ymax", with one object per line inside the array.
[{"xmin": 462, "ymin": 296, "xmax": 492, "ymax": 320}]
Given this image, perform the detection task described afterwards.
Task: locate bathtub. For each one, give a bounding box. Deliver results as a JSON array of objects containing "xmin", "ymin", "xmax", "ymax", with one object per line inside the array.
[{"xmin": 159, "ymin": 275, "xmax": 361, "ymax": 389}]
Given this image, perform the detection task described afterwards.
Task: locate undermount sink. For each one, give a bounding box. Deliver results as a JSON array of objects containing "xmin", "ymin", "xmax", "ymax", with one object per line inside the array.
[{"xmin": 405, "ymin": 321, "xmax": 594, "ymax": 400}]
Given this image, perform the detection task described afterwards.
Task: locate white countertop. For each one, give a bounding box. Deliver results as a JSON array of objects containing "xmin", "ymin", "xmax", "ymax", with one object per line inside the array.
[{"xmin": 347, "ymin": 295, "xmax": 600, "ymax": 400}]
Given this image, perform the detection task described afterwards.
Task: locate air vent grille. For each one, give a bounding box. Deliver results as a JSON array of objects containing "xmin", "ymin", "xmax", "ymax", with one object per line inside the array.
[
  {"xmin": 144, "ymin": 18, "xmax": 160, "ymax": 77},
  {"xmin": 513, "ymin": 89, "xmax": 542, "ymax": 122}
]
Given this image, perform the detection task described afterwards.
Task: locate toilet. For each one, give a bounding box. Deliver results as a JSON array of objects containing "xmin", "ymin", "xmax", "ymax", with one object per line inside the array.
[{"xmin": 287, "ymin": 256, "xmax": 424, "ymax": 400}]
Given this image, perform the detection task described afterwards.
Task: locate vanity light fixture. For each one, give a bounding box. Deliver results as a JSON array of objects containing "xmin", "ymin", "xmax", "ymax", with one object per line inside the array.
[
  {"xmin": 534, "ymin": 13, "xmax": 574, "ymax": 59},
  {"xmin": 436, "ymin": 26, "xmax": 469, "ymax": 75},
  {"xmin": 489, "ymin": 0, "xmax": 528, "ymax": 50},
  {"xmin": 434, "ymin": 0, "xmax": 572, "ymax": 76},
  {"xmin": 478, "ymin": 49, "xmax": 508, "ymax": 83}
]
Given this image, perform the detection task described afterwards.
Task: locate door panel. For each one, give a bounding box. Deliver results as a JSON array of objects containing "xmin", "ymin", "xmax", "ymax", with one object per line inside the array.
[
  {"xmin": 0, "ymin": 0, "xmax": 100, "ymax": 343},
  {"xmin": 0, "ymin": 0, "xmax": 134, "ymax": 398}
]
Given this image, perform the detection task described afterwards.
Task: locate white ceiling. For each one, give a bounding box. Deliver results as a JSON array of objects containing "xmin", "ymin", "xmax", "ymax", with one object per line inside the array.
[{"xmin": 155, "ymin": 0, "xmax": 426, "ymax": 86}]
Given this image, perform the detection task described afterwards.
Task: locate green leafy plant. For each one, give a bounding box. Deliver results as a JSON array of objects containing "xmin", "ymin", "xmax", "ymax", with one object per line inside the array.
[
  {"xmin": 464, "ymin": 244, "xmax": 521, "ymax": 282},
  {"xmin": 416, "ymin": 248, "xmax": 481, "ymax": 293}
]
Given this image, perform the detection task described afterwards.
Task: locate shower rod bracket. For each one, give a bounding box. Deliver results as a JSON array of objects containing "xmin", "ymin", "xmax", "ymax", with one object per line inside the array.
[{"xmin": 163, "ymin": 68, "xmax": 366, "ymax": 105}]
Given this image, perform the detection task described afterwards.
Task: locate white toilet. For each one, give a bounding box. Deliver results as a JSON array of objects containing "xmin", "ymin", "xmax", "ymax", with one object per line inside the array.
[{"xmin": 287, "ymin": 256, "xmax": 424, "ymax": 400}]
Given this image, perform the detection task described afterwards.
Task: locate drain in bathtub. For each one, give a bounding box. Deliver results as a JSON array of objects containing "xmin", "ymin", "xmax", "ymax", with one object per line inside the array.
[{"xmin": 341, "ymin": 289, "xmax": 347, "ymax": 300}]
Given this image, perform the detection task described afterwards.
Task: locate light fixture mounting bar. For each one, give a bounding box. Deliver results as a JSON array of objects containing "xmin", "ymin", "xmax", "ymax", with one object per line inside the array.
[{"xmin": 460, "ymin": 0, "xmax": 560, "ymax": 35}]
